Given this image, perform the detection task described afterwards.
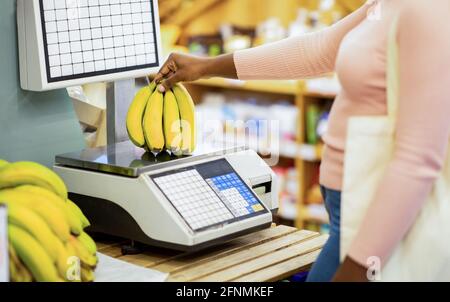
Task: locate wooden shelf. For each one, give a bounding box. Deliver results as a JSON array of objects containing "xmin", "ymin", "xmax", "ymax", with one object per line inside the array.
[
  {"xmin": 192, "ymin": 78, "xmax": 302, "ymax": 95},
  {"xmin": 191, "ymin": 78, "xmax": 337, "ymax": 99}
]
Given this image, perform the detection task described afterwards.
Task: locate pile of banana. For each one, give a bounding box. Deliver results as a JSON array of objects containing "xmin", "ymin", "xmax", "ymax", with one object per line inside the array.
[
  {"xmin": 126, "ymin": 82, "xmax": 196, "ymax": 156},
  {"xmin": 0, "ymin": 159, "xmax": 97, "ymax": 282}
]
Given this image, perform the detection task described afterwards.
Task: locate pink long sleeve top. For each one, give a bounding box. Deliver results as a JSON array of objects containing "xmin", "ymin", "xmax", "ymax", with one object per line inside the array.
[{"xmin": 234, "ymin": 0, "xmax": 450, "ymax": 267}]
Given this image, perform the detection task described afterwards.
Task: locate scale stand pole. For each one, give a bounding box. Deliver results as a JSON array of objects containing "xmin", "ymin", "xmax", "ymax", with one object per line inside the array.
[{"xmin": 106, "ymin": 79, "xmax": 136, "ymax": 146}]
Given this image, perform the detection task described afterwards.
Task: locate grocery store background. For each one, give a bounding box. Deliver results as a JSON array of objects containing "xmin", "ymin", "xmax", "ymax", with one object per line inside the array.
[{"xmin": 0, "ymin": 0, "xmax": 364, "ymax": 233}]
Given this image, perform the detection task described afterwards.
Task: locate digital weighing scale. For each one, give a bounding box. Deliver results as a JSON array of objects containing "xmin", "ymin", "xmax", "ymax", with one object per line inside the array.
[{"xmin": 54, "ymin": 142, "xmax": 278, "ymax": 251}]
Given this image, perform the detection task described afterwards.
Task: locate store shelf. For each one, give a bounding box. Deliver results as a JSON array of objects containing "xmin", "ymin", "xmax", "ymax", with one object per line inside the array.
[
  {"xmin": 192, "ymin": 78, "xmax": 302, "ymax": 95},
  {"xmin": 192, "ymin": 78, "xmax": 338, "ymax": 99}
]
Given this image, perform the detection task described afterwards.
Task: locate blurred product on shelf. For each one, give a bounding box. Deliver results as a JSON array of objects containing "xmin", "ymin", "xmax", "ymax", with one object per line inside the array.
[
  {"xmin": 273, "ymin": 167, "xmax": 299, "ymax": 221},
  {"xmin": 288, "ymin": 9, "xmax": 310, "ymax": 37},
  {"xmin": 188, "ymin": 34, "xmax": 223, "ymax": 56},
  {"xmin": 305, "ymin": 75, "xmax": 341, "ymax": 95},
  {"xmin": 305, "ymin": 101, "xmax": 331, "ymax": 144},
  {"xmin": 220, "ymin": 25, "xmax": 255, "ymax": 53},
  {"xmin": 196, "ymin": 92, "xmax": 299, "ymax": 159},
  {"xmin": 254, "ymin": 18, "xmax": 286, "ymax": 46},
  {"xmin": 306, "ymin": 104, "xmax": 320, "ymax": 145}
]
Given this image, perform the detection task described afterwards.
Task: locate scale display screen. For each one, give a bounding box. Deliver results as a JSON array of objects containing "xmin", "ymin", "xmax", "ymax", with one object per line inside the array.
[
  {"xmin": 17, "ymin": 0, "xmax": 162, "ymax": 90},
  {"xmin": 151, "ymin": 159, "xmax": 269, "ymax": 232},
  {"xmin": 40, "ymin": 0, "xmax": 159, "ymax": 82}
]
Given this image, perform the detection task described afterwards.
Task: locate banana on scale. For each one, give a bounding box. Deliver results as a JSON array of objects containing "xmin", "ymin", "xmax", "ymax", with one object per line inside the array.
[
  {"xmin": 126, "ymin": 82, "xmax": 157, "ymax": 147},
  {"xmin": 172, "ymin": 84, "xmax": 196, "ymax": 155},
  {"xmin": 143, "ymin": 90, "xmax": 165, "ymax": 154},
  {"xmin": 0, "ymin": 161, "xmax": 68, "ymax": 199},
  {"xmin": 163, "ymin": 90, "xmax": 183, "ymax": 156}
]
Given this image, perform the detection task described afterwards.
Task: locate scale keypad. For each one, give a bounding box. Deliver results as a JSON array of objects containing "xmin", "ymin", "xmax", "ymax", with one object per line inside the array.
[
  {"xmin": 152, "ymin": 165, "xmax": 267, "ymax": 232},
  {"xmin": 154, "ymin": 170, "xmax": 234, "ymax": 231},
  {"xmin": 207, "ymin": 173, "xmax": 264, "ymax": 217}
]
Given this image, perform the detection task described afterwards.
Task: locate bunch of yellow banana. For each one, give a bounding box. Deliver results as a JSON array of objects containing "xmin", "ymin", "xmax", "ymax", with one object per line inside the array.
[
  {"xmin": 126, "ymin": 82, "xmax": 196, "ymax": 156},
  {"xmin": 0, "ymin": 160, "xmax": 98, "ymax": 282}
]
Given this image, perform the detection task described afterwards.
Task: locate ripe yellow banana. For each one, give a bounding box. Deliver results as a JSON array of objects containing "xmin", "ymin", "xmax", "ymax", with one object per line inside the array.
[
  {"xmin": 9, "ymin": 245, "xmax": 33, "ymax": 282},
  {"xmin": 172, "ymin": 84, "xmax": 196, "ymax": 155},
  {"xmin": 163, "ymin": 90, "xmax": 182, "ymax": 155},
  {"xmin": 63, "ymin": 240, "xmax": 82, "ymax": 282},
  {"xmin": 67, "ymin": 199, "xmax": 91, "ymax": 229},
  {"xmin": 7, "ymin": 202, "xmax": 62, "ymax": 263},
  {"xmin": 8, "ymin": 225, "xmax": 62, "ymax": 282},
  {"xmin": 15, "ymin": 185, "xmax": 83, "ymax": 235},
  {"xmin": 126, "ymin": 82, "xmax": 157, "ymax": 147},
  {"xmin": 0, "ymin": 189, "xmax": 71, "ymax": 242},
  {"xmin": 78, "ymin": 232, "xmax": 97, "ymax": 255},
  {"xmin": 8, "ymin": 205, "xmax": 79, "ymax": 281},
  {"xmin": 67, "ymin": 236, "xmax": 98, "ymax": 268},
  {"xmin": 81, "ymin": 267, "xmax": 95, "ymax": 282},
  {"xmin": 143, "ymin": 90, "xmax": 165, "ymax": 154},
  {"xmin": 0, "ymin": 159, "xmax": 9, "ymax": 168},
  {"xmin": 54, "ymin": 239, "xmax": 82, "ymax": 281},
  {"xmin": 0, "ymin": 161, "xmax": 68, "ymax": 199}
]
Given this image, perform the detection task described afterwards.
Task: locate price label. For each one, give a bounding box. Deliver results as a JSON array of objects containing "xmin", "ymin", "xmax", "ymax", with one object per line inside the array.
[{"xmin": 0, "ymin": 205, "xmax": 8, "ymax": 282}]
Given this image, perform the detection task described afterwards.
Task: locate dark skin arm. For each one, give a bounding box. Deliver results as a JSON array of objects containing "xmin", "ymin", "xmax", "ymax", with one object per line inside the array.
[
  {"xmin": 154, "ymin": 53, "xmax": 237, "ymax": 92},
  {"xmin": 333, "ymin": 257, "xmax": 368, "ymax": 282},
  {"xmin": 154, "ymin": 52, "xmax": 369, "ymax": 282}
]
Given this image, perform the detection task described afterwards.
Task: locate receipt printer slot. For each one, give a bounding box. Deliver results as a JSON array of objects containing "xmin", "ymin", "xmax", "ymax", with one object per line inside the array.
[{"xmin": 252, "ymin": 181, "xmax": 272, "ymax": 195}]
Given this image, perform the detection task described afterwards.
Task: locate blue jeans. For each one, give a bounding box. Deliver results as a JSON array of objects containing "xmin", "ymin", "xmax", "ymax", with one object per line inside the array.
[{"xmin": 306, "ymin": 186, "xmax": 341, "ymax": 282}]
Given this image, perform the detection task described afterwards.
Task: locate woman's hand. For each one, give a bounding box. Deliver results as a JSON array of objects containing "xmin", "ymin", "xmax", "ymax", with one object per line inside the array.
[
  {"xmin": 154, "ymin": 53, "xmax": 237, "ymax": 92},
  {"xmin": 333, "ymin": 256, "xmax": 369, "ymax": 282}
]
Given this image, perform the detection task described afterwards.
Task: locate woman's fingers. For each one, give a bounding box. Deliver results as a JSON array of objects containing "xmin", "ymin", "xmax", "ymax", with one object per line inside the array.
[
  {"xmin": 154, "ymin": 53, "xmax": 180, "ymax": 83},
  {"xmin": 158, "ymin": 71, "xmax": 185, "ymax": 92},
  {"xmin": 154, "ymin": 63, "xmax": 172, "ymax": 83}
]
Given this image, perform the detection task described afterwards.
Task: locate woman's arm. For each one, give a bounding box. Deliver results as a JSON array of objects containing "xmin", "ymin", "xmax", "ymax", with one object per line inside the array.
[
  {"xmin": 339, "ymin": 0, "xmax": 450, "ymax": 279},
  {"xmin": 155, "ymin": 2, "xmax": 372, "ymax": 91}
]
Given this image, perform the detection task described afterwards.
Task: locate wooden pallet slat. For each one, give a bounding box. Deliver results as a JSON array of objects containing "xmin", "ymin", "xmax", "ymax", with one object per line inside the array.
[
  {"xmin": 151, "ymin": 225, "xmax": 298, "ymax": 273},
  {"xmin": 232, "ymin": 249, "xmax": 321, "ymax": 282},
  {"xmin": 168, "ymin": 230, "xmax": 318, "ymax": 281},
  {"xmin": 118, "ymin": 249, "xmax": 181, "ymax": 268},
  {"xmin": 191, "ymin": 235, "xmax": 328, "ymax": 282}
]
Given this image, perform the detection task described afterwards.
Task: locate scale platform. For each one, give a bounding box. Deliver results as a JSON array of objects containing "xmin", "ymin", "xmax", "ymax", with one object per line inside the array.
[
  {"xmin": 54, "ymin": 142, "xmax": 278, "ymax": 251},
  {"xmin": 55, "ymin": 141, "xmax": 246, "ymax": 177}
]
